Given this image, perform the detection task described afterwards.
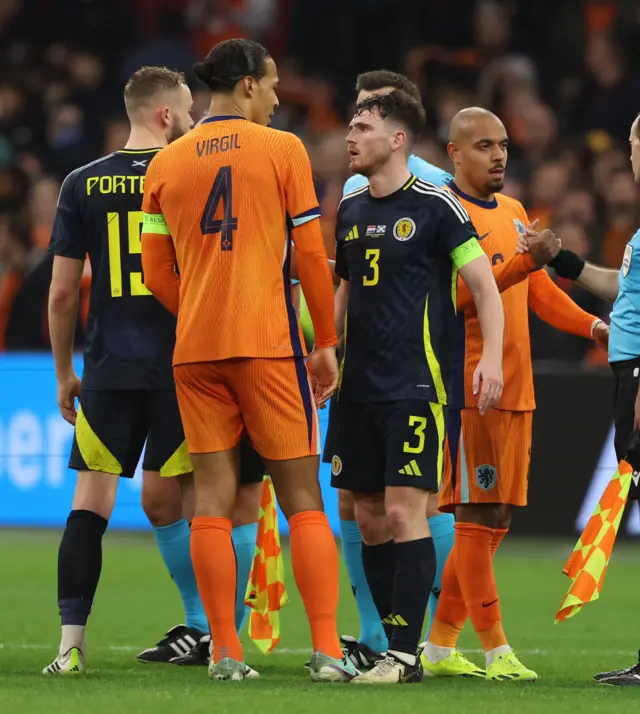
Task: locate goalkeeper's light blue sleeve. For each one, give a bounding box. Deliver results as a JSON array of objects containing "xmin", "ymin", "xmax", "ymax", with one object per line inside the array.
[{"xmin": 342, "ymin": 154, "xmax": 453, "ymax": 196}]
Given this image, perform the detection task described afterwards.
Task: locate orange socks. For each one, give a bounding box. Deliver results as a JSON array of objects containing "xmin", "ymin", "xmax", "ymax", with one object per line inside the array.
[
  {"xmin": 491, "ymin": 528, "xmax": 508, "ymax": 555},
  {"xmin": 454, "ymin": 522, "xmax": 507, "ymax": 652},
  {"xmin": 289, "ymin": 511, "xmax": 342, "ymax": 659},
  {"xmin": 431, "ymin": 524, "xmax": 509, "ymax": 652},
  {"xmin": 190, "ymin": 516, "xmax": 243, "ymax": 663}
]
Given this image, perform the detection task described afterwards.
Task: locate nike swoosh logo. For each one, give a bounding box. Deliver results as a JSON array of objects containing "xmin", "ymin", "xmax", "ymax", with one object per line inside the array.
[
  {"xmin": 478, "ymin": 231, "xmax": 492, "ymax": 241},
  {"xmin": 482, "ymin": 599, "xmax": 498, "ymax": 608}
]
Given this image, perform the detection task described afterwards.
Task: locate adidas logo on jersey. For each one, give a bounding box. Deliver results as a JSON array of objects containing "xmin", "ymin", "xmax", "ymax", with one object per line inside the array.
[
  {"xmin": 345, "ymin": 225, "xmax": 360, "ymax": 242},
  {"xmin": 399, "ymin": 459, "xmax": 422, "ymax": 476}
]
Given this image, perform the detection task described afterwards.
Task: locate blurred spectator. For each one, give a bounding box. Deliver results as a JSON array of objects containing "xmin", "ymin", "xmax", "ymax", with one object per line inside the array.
[
  {"xmin": 590, "ymin": 147, "xmax": 629, "ymax": 197},
  {"xmin": 0, "ymin": 0, "xmax": 637, "ymax": 366},
  {"xmin": 510, "ymin": 100, "xmax": 558, "ymax": 169},
  {"xmin": 28, "ymin": 175, "xmax": 59, "ymax": 250},
  {"xmin": 309, "ymin": 130, "xmax": 351, "ymax": 257},
  {"xmin": 0, "ymin": 206, "xmax": 84, "ymax": 350},
  {"xmin": 554, "ymin": 190, "xmax": 596, "ymax": 228},
  {"xmin": 0, "ymin": 164, "xmax": 29, "ymax": 212},
  {"xmin": 556, "ymin": 221, "xmax": 592, "ymax": 260},
  {"xmin": 573, "ymin": 32, "xmax": 640, "ymax": 147},
  {"xmin": 0, "ymin": 210, "xmax": 30, "ymax": 350},
  {"xmin": 601, "ymin": 168, "xmax": 640, "ymax": 267},
  {"xmin": 530, "ymin": 221, "xmax": 608, "ymax": 363},
  {"xmin": 433, "ymin": 86, "xmax": 476, "ymax": 145},
  {"xmin": 502, "ymin": 175, "xmax": 525, "ymax": 203},
  {"xmin": 0, "ymin": 79, "xmax": 35, "ymax": 161},
  {"xmin": 528, "ymin": 161, "xmax": 571, "ymax": 230},
  {"xmin": 188, "ymin": 0, "xmax": 278, "ymax": 61},
  {"xmin": 120, "ymin": 6, "xmax": 197, "ymax": 86},
  {"xmin": 43, "ymin": 103, "xmax": 92, "ymax": 179},
  {"xmin": 102, "ymin": 117, "xmax": 131, "ymax": 155}
]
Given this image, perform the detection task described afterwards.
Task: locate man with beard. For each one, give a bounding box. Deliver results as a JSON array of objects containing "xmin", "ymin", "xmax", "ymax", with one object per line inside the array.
[
  {"xmin": 332, "ymin": 92, "xmax": 505, "ymax": 683},
  {"xmin": 422, "ymin": 107, "xmax": 608, "ymax": 682},
  {"xmin": 44, "ymin": 67, "xmax": 263, "ymax": 676}
]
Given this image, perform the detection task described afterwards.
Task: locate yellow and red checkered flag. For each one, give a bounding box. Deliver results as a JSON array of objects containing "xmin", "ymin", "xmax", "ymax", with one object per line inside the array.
[
  {"xmin": 244, "ymin": 475, "xmax": 288, "ymax": 653},
  {"xmin": 555, "ymin": 459, "xmax": 633, "ymax": 623}
]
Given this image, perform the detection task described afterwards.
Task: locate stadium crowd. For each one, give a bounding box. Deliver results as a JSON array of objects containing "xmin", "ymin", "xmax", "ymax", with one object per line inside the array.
[{"xmin": 0, "ymin": 0, "xmax": 639, "ymax": 361}]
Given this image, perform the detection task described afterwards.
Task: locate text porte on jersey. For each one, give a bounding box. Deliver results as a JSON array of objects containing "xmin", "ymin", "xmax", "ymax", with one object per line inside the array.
[{"xmin": 86, "ymin": 175, "xmax": 145, "ymax": 195}]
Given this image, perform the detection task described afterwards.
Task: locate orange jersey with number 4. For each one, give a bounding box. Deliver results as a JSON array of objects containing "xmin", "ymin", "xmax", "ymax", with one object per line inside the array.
[
  {"xmin": 141, "ymin": 116, "xmax": 327, "ymax": 366},
  {"xmin": 449, "ymin": 183, "xmax": 596, "ymax": 411}
]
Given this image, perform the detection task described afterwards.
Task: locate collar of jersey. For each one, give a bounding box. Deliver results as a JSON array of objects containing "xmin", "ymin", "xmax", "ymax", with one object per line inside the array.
[
  {"xmin": 200, "ymin": 115, "xmax": 247, "ymax": 125},
  {"xmin": 368, "ymin": 174, "xmax": 417, "ymax": 201},
  {"xmin": 449, "ymin": 181, "xmax": 498, "ymax": 209},
  {"xmin": 116, "ymin": 148, "xmax": 162, "ymax": 154}
]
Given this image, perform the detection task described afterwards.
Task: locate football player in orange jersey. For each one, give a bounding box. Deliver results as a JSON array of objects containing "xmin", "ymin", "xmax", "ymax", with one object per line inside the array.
[
  {"xmin": 141, "ymin": 39, "xmax": 356, "ymax": 683},
  {"xmin": 421, "ymin": 108, "xmax": 609, "ymax": 681},
  {"xmin": 43, "ymin": 66, "xmax": 264, "ymax": 677}
]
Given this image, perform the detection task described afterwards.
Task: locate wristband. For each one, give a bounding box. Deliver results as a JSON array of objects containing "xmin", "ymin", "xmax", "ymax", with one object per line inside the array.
[
  {"xmin": 590, "ymin": 318, "xmax": 604, "ymax": 338},
  {"xmin": 548, "ymin": 249, "xmax": 586, "ymax": 281}
]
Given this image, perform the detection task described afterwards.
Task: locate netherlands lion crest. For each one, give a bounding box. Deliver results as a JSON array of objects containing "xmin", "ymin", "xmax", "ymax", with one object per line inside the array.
[
  {"xmin": 331, "ymin": 455, "xmax": 343, "ymax": 476},
  {"xmin": 513, "ymin": 219, "xmax": 526, "ymax": 236},
  {"xmin": 393, "ymin": 217, "xmax": 416, "ymax": 241},
  {"xmin": 476, "ymin": 464, "xmax": 496, "ymax": 492}
]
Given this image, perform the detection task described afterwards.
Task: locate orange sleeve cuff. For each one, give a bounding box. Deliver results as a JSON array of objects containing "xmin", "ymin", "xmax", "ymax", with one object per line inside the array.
[
  {"xmin": 141, "ymin": 233, "xmax": 180, "ymax": 316},
  {"xmin": 457, "ymin": 252, "xmax": 535, "ymax": 312},
  {"xmin": 528, "ymin": 269, "xmax": 596, "ymax": 338}
]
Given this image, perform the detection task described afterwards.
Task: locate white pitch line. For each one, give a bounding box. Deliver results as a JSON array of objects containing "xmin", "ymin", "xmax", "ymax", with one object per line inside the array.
[
  {"xmin": 0, "ymin": 644, "xmax": 310, "ymax": 655},
  {"xmin": 1, "ymin": 644, "xmax": 637, "ymax": 658}
]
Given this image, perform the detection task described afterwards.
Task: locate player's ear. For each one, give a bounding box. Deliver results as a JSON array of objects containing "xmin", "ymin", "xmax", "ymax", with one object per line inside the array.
[
  {"xmin": 447, "ymin": 141, "xmax": 458, "ymax": 165},
  {"xmin": 241, "ymin": 76, "xmax": 254, "ymax": 98},
  {"xmin": 392, "ymin": 129, "xmax": 407, "ymax": 153},
  {"xmin": 158, "ymin": 105, "xmax": 171, "ymax": 129}
]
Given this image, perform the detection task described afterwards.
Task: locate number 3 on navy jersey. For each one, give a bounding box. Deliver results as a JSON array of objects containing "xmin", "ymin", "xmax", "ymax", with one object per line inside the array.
[
  {"xmin": 200, "ymin": 165, "xmax": 238, "ymax": 251},
  {"xmin": 363, "ymin": 248, "xmax": 380, "ymax": 286}
]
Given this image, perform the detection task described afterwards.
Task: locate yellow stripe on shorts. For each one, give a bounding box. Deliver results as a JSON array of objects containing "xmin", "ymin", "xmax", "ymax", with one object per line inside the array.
[
  {"xmin": 160, "ymin": 440, "xmax": 192, "ymax": 477},
  {"xmin": 75, "ymin": 406, "xmax": 122, "ymax": 474}
]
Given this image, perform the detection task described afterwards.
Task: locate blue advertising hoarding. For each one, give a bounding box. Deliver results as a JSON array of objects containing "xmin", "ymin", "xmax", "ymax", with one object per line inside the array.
[
  {"xmin": 3, "ymin": 355, "xmax": 635, "ymax": 537},
  {"xmin": 0, "ymin": 353, "xmax": 338, "ymax": 532}
]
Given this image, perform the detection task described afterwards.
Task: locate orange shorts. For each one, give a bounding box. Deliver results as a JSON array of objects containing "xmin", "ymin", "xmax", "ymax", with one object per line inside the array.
[
  {"xmin": 173, "ymin": 358, "xmax": 321, "ymax": 460},
  {"xmin": 439, "ymin": 408, "xmax": 533, "ymax": 511}
]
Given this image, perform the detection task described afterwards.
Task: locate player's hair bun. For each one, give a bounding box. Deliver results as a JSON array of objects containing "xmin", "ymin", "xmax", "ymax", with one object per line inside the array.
[
  {"xmin": 193, "ymin": 61, "xmax": 218, "ymax": 90},
  {"xmin": 193, "ymin": 39, "xmax": 270, "ymax": 94}
]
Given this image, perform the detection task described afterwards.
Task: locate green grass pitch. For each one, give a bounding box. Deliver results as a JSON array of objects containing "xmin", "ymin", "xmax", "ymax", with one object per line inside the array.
[{"xmin": 1, "ymin": 530, "xmax": 638, "ymax": 713}]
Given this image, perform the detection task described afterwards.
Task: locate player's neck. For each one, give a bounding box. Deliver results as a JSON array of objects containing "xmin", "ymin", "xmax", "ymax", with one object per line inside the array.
[
  {"xmin": 207, "ymin": 97, "xmax": 249, "ymax": 122},
  {"xmin": 368, "ymin": 161, "xmax": 412, "ymax": 198},
  {"xmin": 124, "ymin": 126, "xmax": 167, "ymax": 151},
  {"xmin": 453, "ymin": 174, "xmax": 494, "ymax": 203}
]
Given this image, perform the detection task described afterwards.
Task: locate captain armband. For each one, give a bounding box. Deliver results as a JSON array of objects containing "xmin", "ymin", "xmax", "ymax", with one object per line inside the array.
[
  {"xmin": 450, "ymin": 237, "xmax": 484, "ymax": 270},
  {"xmin": 142, "ymin": 212, "xmax": 170, "ymax": 235}
]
